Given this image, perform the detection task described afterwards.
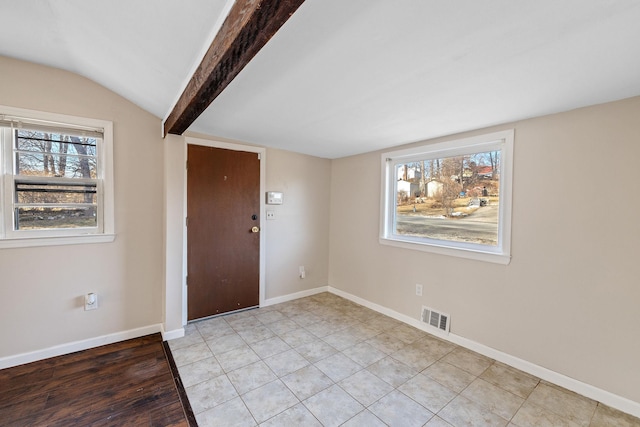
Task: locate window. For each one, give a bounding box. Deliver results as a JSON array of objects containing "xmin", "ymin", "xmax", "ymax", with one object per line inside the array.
[
  {"xmin": 380, "ymin": 130, "xmax": 513, "ymax": 264},
  {"xmin": 0, "ymin": 105, "xmax": 114, "ymax": 248}
]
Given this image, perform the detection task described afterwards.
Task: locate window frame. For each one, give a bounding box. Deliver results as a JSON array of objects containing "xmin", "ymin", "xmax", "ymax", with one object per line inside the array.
[
  {"xmin": 379, "ymin": 130, "xmax": 514, "ymax": 265},
  {"xmin": 0, "ymin": 105, "xmax": 114, "ymax": 248}
]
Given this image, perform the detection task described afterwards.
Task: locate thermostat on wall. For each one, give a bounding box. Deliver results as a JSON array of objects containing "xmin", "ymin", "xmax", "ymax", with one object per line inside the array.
[{"xmin": 266, "ymin": 191, "xmax": 284, "ymax": 205}]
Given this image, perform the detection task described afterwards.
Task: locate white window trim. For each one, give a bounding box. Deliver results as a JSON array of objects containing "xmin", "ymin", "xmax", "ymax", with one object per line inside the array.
[
  {"xmin": 380, "ymin": 129, "xmax": 514, "ymax": 265},
  {"xmin": 0, "ymin": 105, "xmax": 115, "ymax": 249}
]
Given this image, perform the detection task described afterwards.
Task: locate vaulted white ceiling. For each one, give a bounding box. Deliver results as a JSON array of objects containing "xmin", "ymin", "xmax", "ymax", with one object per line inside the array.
[{"xmin": 2, "ymin": 0, "xmax": 640, "ymax": 158}]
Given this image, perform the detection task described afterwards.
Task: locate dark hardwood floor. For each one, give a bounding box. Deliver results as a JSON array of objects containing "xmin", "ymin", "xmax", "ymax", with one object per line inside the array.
[{"xmin": 0, "ymin": 333, "xmax": 194, "ymax": 426}]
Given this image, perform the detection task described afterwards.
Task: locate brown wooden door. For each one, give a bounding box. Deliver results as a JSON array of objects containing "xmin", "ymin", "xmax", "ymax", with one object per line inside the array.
[{"xmin": 187, "ymin": 145, "xmax": 260, "ymax": 320}]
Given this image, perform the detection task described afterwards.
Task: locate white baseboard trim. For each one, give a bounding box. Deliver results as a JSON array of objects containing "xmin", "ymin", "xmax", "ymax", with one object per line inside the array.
[
  {"xmin": 262, "ymin": 285, "xmax": 329, "ymax": 307},
  {"xmin": 0, "ymin": 323, "xmax": 163, "ymax": 370},
  {"xmin": 328, "ymin": 286, "xmax": 640, "ymax": 419},
  {"xmin": 161, "ymin": 327, "xmax": 185, "ymax": 341}
]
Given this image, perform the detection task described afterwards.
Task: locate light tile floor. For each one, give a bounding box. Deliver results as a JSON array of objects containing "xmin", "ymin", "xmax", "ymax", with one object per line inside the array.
[{"xmin": 168, "ymin": 292, "xmax": 640, "ymax": 427}]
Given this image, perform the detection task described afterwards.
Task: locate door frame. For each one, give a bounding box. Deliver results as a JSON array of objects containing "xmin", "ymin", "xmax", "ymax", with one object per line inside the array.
[{"xmin": 181, "ymin": 136, "xmax": 266, "ymax": 325}]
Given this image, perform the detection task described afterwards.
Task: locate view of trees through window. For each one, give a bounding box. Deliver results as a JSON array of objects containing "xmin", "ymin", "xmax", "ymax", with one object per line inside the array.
[
  {"xmin": 394, "ymin": 150, "xmax": 500, "ymax": 246},
  {"xmin": 13, "ymin": 129, "xmax": 98, "ymax": 230}
]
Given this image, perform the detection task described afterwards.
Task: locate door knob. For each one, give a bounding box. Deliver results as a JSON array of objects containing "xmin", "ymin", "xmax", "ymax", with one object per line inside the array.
[{"xmin": 251, "ymin": 226, "xmax": 260, "ymax": 233}]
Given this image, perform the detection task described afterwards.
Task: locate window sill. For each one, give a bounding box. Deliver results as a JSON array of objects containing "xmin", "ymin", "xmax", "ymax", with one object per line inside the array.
[
  {"xmin": 379, "ymin": 236, "xmax": 511, "ymax": 265},
  {"xmin": 0, "ymin": 234, "xmax": 116, "ymax": 249}
]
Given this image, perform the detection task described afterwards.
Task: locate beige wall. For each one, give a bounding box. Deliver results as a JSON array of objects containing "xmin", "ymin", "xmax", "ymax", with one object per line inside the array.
[
  {"xmin": 264, "ymin": 148, "xmax": 331, "ymax": 299},
  {"xmin": 163, "ymin": 134, "xmax": 187, "ymax": 334},
  {"xmin": 328, "ymin": 96, "xmax": 640, "ymax": 404},
  {"xmin": 0, "ymin": 56, "xmax": 165, "ymax": 357}
]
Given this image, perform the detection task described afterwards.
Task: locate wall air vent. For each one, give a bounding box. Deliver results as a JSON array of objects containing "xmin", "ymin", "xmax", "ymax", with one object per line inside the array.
[{"xmin": 421, "ymin": 306, "xmax": 450, "ymax": 334}]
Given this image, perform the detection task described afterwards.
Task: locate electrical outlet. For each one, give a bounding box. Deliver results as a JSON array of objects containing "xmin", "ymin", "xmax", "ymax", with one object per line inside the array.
[
  {"xmin": 299, "ymin": 266, "xmax": 306, "ymax": 279},
  {"xmin": 85, "ymin": 292, "xmax": 98, "ymax": 310},
  {"xmin": 266, "ymin": 210, "xmax": 275, "ymax": 220},
  {"xmin": 415, "ymin": 284, "xmax": 423, "ymax": 297}
]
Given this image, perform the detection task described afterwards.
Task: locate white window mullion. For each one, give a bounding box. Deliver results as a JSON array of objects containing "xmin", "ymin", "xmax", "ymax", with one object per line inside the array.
[{"xmin": 1, "ymin": 128, "xmax": 13, "ymax": 238}]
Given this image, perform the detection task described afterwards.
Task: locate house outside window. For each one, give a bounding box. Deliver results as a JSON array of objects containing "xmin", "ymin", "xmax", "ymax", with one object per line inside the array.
[
  {"xmin": 0, "ymin": 106, "xmax": 114, "ymax": 248},
  {"xmin": 380, "ymin": 130, "xmax": 514, "ymax": 264}
]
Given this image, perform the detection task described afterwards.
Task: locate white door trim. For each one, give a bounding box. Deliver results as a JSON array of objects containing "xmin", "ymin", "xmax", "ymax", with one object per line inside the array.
[{"xmin": 182, "ymin": 137, "xmax": 266, "ymax": 325}]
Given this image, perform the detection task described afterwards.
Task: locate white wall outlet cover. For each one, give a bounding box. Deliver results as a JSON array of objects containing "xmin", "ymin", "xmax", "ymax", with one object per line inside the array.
[{"xmin": 85, "ymin": 293, "xmax": 98, "ymax": 310}]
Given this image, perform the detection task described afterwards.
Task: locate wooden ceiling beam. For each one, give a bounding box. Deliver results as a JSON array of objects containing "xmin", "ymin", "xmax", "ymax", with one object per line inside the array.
[{"xmin": 164, "ymin": 0, "xmax": 306, "ymax": 136}]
